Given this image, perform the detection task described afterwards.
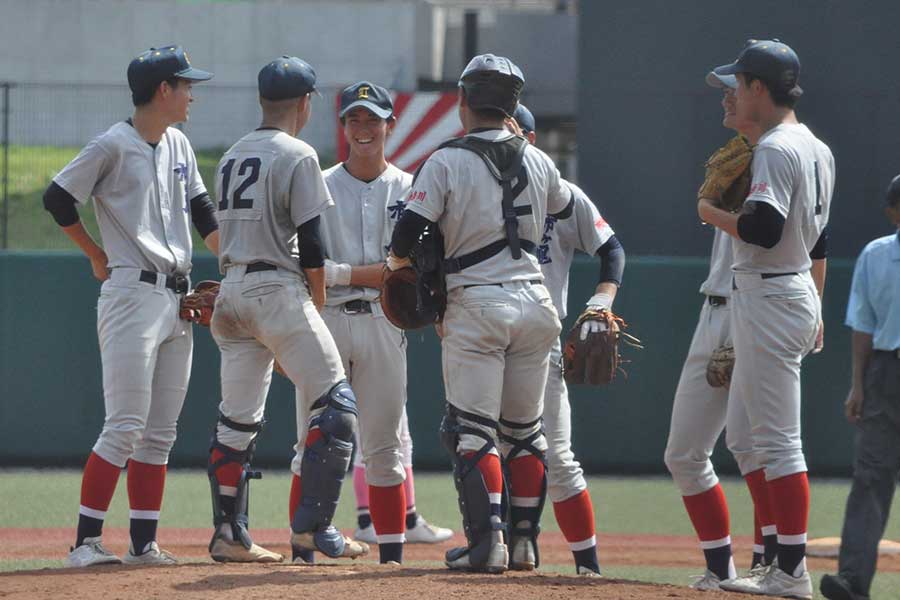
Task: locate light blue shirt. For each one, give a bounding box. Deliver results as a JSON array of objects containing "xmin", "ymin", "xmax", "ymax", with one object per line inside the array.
[{"xmin": 845, "ymin": 231, "xmax": 900, "ymax": 350}]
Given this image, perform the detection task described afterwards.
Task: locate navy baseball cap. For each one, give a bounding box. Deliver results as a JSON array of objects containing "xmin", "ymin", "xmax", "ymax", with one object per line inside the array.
[
  {"xmin": 513, "ymin": 104, "xmax": 535, "ymax": 134},
  {"xmin": 339, "ymin": 82, "xmax": 394, "ymax": 119},
  {"xmin": 127, "ymin": 45, "xmax": 212, "ymax": 95},
  {"xmin": 258, "ymin": 56, "xmax": 318, "ymax": 101},
  {"xmin": 713, "ymin": 39, "xmax": 802, "ymax": 97},
  {"xmin": 706, "ymin": 71, "xmax": 737, "ymax": 90}
]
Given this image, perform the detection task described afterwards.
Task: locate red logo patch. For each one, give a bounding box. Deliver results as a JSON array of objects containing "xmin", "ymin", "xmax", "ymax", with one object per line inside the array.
[
  {"xmin": 406, "ymin": 190, "xmax": 426, "ymax": 202},
  {"xmin": 594, "ymin": 216, "xmax": 608, "ymax": 230},
  {"xmin": 750, "ymin": 182, "xmax": 769, "ymax": 195}
]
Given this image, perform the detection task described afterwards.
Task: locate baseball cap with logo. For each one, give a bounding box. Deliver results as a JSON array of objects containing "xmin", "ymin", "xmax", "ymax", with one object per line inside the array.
[
  {"xmin": 127, "ymin": 45, "xmax": 213, "ymax": 97},
  {"xmin": 713, "ymin": 39, "xmax": 803, "ymax": 97},
  {"xmin": 258, "ymin": 56, "xmax": 318, "ymax": 101},
  {"xmin": 339, "ymin": 82, "xmax": 394, "ymax": 119},
  {"xmin": 513, "ymin": 104, "xmax": 535, "ymax": 134}
]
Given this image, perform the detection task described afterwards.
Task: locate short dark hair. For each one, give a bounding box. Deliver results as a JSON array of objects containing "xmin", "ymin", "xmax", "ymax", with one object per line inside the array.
[
  {"xmin": 740, "ymin": 72, "xmax": 798, "ymax": 109},
  {"xmin": 459, "ymin": 88, "xmax": 506, "ymax": 121},
  {"xmin": 132, "ymin": 77, "xmax": 182, "ymax": 107}
]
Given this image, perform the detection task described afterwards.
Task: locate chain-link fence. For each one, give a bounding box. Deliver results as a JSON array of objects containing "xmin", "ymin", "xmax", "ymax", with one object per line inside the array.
[{"xmin": 0, "ymin": 81, "xmax": 340, "ymax": 250}]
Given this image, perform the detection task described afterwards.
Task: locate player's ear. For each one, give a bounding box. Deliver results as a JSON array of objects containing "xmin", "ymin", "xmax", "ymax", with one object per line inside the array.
[{"xmin": 385, "ymin": 116, "xmax": 396, "ymax": 136}]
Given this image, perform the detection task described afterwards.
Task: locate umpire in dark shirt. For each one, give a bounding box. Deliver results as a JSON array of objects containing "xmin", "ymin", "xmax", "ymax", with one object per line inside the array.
[{"xmin": 821, "ymin": 175, "xmax": 900, "ymax": 600}]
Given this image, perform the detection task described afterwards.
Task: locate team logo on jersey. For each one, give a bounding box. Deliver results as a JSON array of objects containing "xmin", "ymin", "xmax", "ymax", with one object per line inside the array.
[
  {"xmin": 358, "ymin": 86, "xmax": 370, "ymax": 99},
  {"xmin": 388, "ymin": 199, "xmax": 406, "ymax": 221},
  {"xmin": 537, "ymin": 216, "xmax": 557, "ymax": 265},
  {"xmin": 174, "ymin": 162, "xmax": 188, "ymax": 182},
  {"xmin": 595, "ymin": 216, "xmax": 608, "ymax": 230},
  {"xmin": 750, "ymin": 182, "xmax": 768, "ymax": 194}
]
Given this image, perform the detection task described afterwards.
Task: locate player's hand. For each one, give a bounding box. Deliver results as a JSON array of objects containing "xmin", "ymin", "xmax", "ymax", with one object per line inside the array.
[
  {"xmin": 386, "ymin": 251, "xmax": 411, "ymax": 272},
  {"xmin": 505, "ymin": 116, "xmax": 524, "ymax": 137},
  {"xmin": 845, "ymin": 385, "xmax": 864, "ymax": 423},
  {"xmin": 697, "ymin": 197, "xmax": 715, "ymax": 223},
  {"xmin": 90, "ymin": 250, "xmax": 109, "ymax": 282},
  {"xmin": 434, "ymin": 321, "xmax": 445, "ymax": 339},
  {"xmin": 812, "ymin": 319, "xmax": 824, "ymax": 354}
]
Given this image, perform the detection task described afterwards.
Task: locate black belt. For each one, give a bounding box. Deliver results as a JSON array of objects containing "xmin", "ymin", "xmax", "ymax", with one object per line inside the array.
[
  {"xmin": 463, "ymin": 279, "xmax": 542, "ymax": 289},
  {"xmin": 875, "ymin": 349, "xmax": 900, "ymax": 359},
  {"xmin": 246, "ymin": 262, "xmax": 278, "ymax": 274},
  {"xmin": 761, "ymin": 272, "xmax": 798, "ymax": 279},
  {"xmin": 139, "ymin": 270, "xmax": 189, "ymax": 294},
  {"xmin": 342, "ymin": 299, "xmax": 372, "ymax": 314},
  {"xmin": 707, "ymin": 295, "xmax": 727, "ymax": 307}
]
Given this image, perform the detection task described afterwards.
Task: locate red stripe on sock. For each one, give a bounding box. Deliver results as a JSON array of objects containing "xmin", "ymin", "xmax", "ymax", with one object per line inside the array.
[
  {"xmin": 126, "ymin": 460, "xmax": 166, "ymax": 512},
  {"xmin": 767, "ymin": 472, "xmax": 809, "ymax": 537},
  {"xmin": 507, "ymin": 454, "xmax": 545, "ymax": 498},
  {"xmin": 553, "ymin": 490, "xmax": 596, "ymax": 544},
  {"xmin": 209, "ymin": 448, "xmax": 242, "ymax": 488},
  {"xmin": 403, "ymin": 466, "xmax": 416, "ymax": 509},
  {"xmin": 745, "ymin": 469, "xmax": 776, "ymax": 533},
  {"xmin": 305, "ymin": 428, "xmax": 324, "ymax": 448},
  {"xmin": 464, "ymin": 452, "xmax": 503, "ymax": 494},
  {"xmin": 289, "ymin": 474, "xmax": 302, "ymax": 523},
  {"xmin": 80, "ymin": 452, "xmax": 122, "ymax": 512},
  {"xmin": 369, "ymin": 483, "xmax": 406, "ymax": 536},
  {"xmin": 682, "ymin": 483, "xmax": 730, "ymax": 542}
]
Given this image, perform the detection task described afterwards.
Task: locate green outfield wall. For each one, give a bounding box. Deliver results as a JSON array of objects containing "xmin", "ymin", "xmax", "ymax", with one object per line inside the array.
[{"xmin": 0, "ymin": 252, "xmax": 858, "ymax": 475}]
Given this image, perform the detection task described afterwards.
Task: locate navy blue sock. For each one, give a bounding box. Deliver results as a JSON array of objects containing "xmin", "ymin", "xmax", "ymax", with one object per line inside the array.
[
  {"xmin": 703, "ymin": 544, "xmax": 733, "ymax": 581},
  {"xmin": 129, "ymin": 518, "xmax": 158, "ymax": 554},
  {"xmin": 777, "ymin": 543, "xmax": 805, "ymax": 577},
  {"xmin": 358, "ymin": 511, "xmax": 372, "ymax": 530},
  {"xmin": 763, "ymin": 534, "xmax": 778, "ymax": 565},
  {"xmin": 292, "ymin": 547, "xmax": 315, "ymax": 563},
  {"xmin": 573, "ymin": 546, "xmax": 600, "ymax": 574},
  {"xmin": 405, "ymin": 511, "xmax": 418, "ymax": 530},
  {"xmin": 379, "ymin": 542, "xmax": 403, "ymax": 564},
  {"xmin": 76, "ymin": 515, "xmax": 103, "ymax": 547}
]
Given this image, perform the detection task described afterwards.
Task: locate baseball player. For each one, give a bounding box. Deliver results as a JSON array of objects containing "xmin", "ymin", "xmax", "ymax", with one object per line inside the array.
[
  {"xmin": 663, "ymin": 72, "xmax": 782, "ymax": 590},
  {"xmin": 206, "ymin": 57, "xmax": 366, "ymax": 563},
  {"xmin": 351, "ymin": 410, "xmax": 453, "ymax": 545},
  {"xmin": 288, "ymin": 81, "xmax": 422, "ymax": 565},
  {"xmin": 699, "ymin": 40, "xmax": 831, "ymax": 599},
  {"xmin": 42, "ymin": 45, "xmax": 216, "ymax": 567},
  {"xmin": 388, "ymin": 54, "xmax": 574, "ymax": 573},
  {"xmin": 504, "ymin": 104, "xmax": 619, "ymax": 576}
]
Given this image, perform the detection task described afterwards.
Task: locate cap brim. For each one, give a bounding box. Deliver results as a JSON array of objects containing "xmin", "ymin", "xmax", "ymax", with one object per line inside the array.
[
  {"xmin": 713, "ymin": 63, "xmax": 744, "ymax": 76},
  {"xmin": 339, "ymin": 100, "xmax": 393, "ymax": 119},
  {"xmin": 175, "ymin": 67, "xmax": 213, "ymax": 81},
  {"xmin": 706, "ymin": 71, "xmax": 737, "ymax": 89}
]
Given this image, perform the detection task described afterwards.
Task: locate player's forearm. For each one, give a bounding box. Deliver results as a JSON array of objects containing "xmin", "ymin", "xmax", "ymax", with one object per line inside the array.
[
  {"xmin": 850, "ymin": 330, "xmax": 873, "ymax": 389},
  {"xmin": 304, "ymin": 267, "xmax": 326, "ymax": 310},
  {"xmin": 350, "ymin": 263, "xmax": 388, "ymax": 289},
  {"xmin": 698, "ymin": 199, "xmax": 740, "ymax": 238},
  {"xmin": 203, "ymin": 230, "xmax": 220, "ymax": 256},
  {"xmin": 592, "ymin": 281, "xmax": 619, "ymax": 308},
  {"xmin": 811, "ymin": 258, "xmax": 826, "ymax": 299},
  {"xmin": 61, "ymin": 222, "xmax": 106, "ymax": 261}
]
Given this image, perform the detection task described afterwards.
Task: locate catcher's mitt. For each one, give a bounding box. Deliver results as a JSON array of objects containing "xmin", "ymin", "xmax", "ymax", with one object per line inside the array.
[
  {"xmin": 179, "ymin": 280, "xmax": 220, "ymax": 326},
  {"xmin": 380, "ymin": 267, "xmax": 435, "ymax": 330},
  {"xmin": 706, "ymin": 344, "xmax": 735, "ymax": 388},
  {"xmin": 698, "ymin": 135, "xmax": 753, "ymax": 213},
  {"xmin": 563, "ymin": 309, "xmax": 642, "ymax": 386}
]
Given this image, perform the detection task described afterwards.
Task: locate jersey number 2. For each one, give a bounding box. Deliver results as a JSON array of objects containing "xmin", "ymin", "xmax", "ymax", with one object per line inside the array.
[{"xmin": 219, "ymin": 157, "xmax": 261, "ymax": 210}]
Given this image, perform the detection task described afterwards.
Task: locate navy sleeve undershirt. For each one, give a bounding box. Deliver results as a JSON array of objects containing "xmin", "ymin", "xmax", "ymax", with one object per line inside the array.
[
  {"xmin": 597, "ymin": 234, "xmax": 625, "ymax": 286},
  {"xmin": 189, "ymin": 192, "xmax": 219, "ymax": 239},
  {"xmin": 736, "ymin": 201, "xmax": 785, "ymax": 249},
  {"xmin": 297, "ymin": 216, "xmax": 325, "ymax": 268},
  {"xmin": 43, "ymin": 181, "xmax": 80, "ymax": 227},
  {"xmin": 391, "ymin": 210, "xmax": 433, "ymax": 258}
]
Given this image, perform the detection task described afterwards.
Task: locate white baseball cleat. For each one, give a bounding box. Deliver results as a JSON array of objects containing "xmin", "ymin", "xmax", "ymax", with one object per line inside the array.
[
  {"xmin": 405, "ymin": 516, "xmax": 453, "ymax": 544},
  {"xmin": 721, "ymin": 564, "xmax": 813, "ymax": 599},
  {"xmin": 65, "ymin": 537, "xmax": 122, "ymax": 568},
  {"xmin": 508, "ymin": 536, "xmax": 536, "ymax": 571},
  {"xmin": 576, "ymin": 565, "xmax": 602, "ymax": 578},
  {"xmin": 689, "ymin": 570, "xmax": 722, "ymax": 591},
  {"xmin": 122, "ymin": 541, "xmax": 177, "ymax": 566},
  {"xmin": 353, "ymin": 524, "xmax": 377, "ymax": 544}
]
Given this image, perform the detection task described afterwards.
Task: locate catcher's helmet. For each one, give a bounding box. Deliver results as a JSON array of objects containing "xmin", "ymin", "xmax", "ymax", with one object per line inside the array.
[{"xmin": 458, "ymin": 53, "xmax": 524, "ymax": 117}]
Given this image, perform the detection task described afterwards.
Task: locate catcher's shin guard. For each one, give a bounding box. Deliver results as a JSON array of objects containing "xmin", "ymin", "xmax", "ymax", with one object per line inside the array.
[
  {"xmin": 440, "ymin": 405, "xmax": 508, "ymax": 572},
  {"xmin": 208, "ymin": 415, "xmax": 270, "ymax": 558},
  {"xmin": 500, "ymin": 416, "xmax": 547, "ymax": 570},
  {"xmin": 291, "ymin": 381, "xmax": 359, "ymax": 558}
]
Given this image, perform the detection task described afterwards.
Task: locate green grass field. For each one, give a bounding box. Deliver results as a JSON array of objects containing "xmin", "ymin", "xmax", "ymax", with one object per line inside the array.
[{"xmin": 2, "ymin": 470, "xmax": 899, "ymax": 597}]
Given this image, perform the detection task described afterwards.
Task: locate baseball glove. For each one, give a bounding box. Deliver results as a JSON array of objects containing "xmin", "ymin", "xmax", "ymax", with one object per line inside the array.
[
  {"xmin": 563, "ymin": 309, "xmax": 642, "ymax": 386},
  {"xmin": 706, "ymin": 344, "xmax": 735, "ymax": 388},
  {"xmin": 380, "ymin": 267, "xmax": 435, "ymax": 330},
  {"xmin": 179, "ymin": 280, "xmax": 220, "ymax": 326},
  {"xmin": 698, "ymin": 135, "xmax": 753, "ymax": 213}
]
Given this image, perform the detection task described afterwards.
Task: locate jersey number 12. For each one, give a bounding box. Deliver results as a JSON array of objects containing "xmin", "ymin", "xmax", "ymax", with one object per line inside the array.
[{"xmin": 218, "ymin": 157, "xmax": 261, "ymax": 211}]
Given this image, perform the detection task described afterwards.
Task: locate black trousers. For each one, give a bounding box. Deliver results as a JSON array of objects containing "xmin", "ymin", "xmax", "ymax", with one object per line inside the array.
[{"xmin": 837, "ymin": 351, "xmax": 900, "ymax": 595}]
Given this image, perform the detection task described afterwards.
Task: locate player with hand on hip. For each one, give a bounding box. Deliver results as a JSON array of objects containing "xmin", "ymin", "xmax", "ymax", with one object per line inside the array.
[
  {"xmin": 389, "ymin": 54, "xmax": 573, "ymax": 573},
  {"xmin": 507, "ymin": 104, "xmax": 622, "ymax": 576},
  {"xmin": 43, "ymin": 45, "xmax": 217, "ymax": 567},
  {"xmin": 699, "ymin": 39, "xmax": 832, "ymax": 600},
  {"xmin": 206, "ymin": 57, "xmax": 367, "ymax": 564},
  {"xmin": 664, "ymin": 69, "xmax": 781, "ymax": 591}
]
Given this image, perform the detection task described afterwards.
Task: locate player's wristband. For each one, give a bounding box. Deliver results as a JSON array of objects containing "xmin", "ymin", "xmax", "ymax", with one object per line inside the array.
[
  {"xmin": 586, "ymin": 292, "xmax": 612, "ymax": 311},
  {"xmin": 324, "ymin": 260, "xmax": 352, "ymax": 287}
]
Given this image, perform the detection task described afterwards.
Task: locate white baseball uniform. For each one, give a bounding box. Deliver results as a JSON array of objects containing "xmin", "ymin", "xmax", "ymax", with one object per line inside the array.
[
  {"xmin": 53, "ymin": 121, "xmax": 204, "ymax": 468},
  {"xmin": 212, "ymin": 129, "xmax": 344, "ymax": 450},
  {"xmin": 729, "ymin": 122, "xmax": 833, "ymax": 480},
  {"xmin": 664, "ymin": 227, "xmax": 760, "ymax": 497},
  {"xmin": 536, "ymin": 181, "xmax": 614, "ymax": 502},
  {"xmin": 404, "ymin": 129, "xmax": 569, "ymax": 454},
  {"xmin": 291, "ymin": 163, "xmax": 411, "ymax": 488}
]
